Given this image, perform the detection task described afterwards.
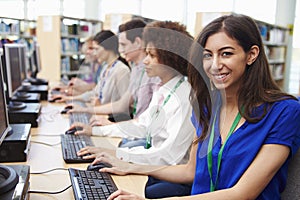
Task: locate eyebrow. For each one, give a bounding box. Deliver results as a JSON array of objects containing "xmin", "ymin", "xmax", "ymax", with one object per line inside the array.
[{"xmin": 204, "ymin": 46, "xmax": 235, "ymax": 52}]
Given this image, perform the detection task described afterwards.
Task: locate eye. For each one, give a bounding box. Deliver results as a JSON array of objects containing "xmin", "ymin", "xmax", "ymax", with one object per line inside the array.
[
  {"xmin": 221, "ymin": 51, "xmax": 233, "ymax": 57},
  {"xmin": 203, "ymin": 52, "xmax": 212, "ymax": 59}
]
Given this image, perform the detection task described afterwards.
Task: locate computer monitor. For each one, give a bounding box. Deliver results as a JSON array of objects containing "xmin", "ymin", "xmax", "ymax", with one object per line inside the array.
[
  {"xmin": 30, "ymin": 43, "xmax": 41, "ymax": 79},
  {"xmin": 1, "ymin": 43, "xmax": 27, "ymax": 110},
  {"xmin": 19, "ymin": 44, "xmax": 30, "ymax": 81},
  {"xmin": 0, "ymin": 63, "xmax": 11, "ymax": 144},
  {"xmin": 0, "ymin": 54, "xmax": 19, "ymax": 194}
]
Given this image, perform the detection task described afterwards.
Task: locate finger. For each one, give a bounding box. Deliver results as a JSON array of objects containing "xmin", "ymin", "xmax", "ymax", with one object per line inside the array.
[
  {"xmin": 83, "ymin": 154, "xmax": 96, "ymax": 159},
  {"xmin": 107, "ymin": 189, "xmax": 124, "ymax": 200}
]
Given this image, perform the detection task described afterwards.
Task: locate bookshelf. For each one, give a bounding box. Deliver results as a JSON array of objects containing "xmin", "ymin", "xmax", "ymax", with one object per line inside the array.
[
  {"xmin": 36, "ymin": 16, "xmax": 103, "ymax": 82},
  {"xmin": 0, "ymin": 16, "xmax": 36, "ymax": 57},
  {"xmin": 194, "ymin": 12, "xmax": 290, "ymax": 90},
  {"xmin": 104, "ymin": 13, "xmax": 154, "ymax": 33}
]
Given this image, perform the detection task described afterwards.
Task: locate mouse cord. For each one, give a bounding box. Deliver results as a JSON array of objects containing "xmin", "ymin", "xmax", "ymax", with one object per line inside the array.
[
  {"xmin": 31, "ymin": 134, "xmax": 63, "ymax": 137},
  {"xmin": 28, "ymin": 185, "xmax": 72, "ymax": 194},
  {"xmin": 29, "ymin": 168, "xmax": 71, "ymax": 194},
  {"xmin": 30, "ymin": 140, "xmax": 61, "ymax": 146},
  {"xmin": 30, "ymin": 167, "xmax": 68, "ymax": 175}
]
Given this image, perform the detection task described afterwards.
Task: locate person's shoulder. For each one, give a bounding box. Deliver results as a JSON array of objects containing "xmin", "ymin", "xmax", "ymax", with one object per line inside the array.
[
  {"xmin": 115, "ymin": 61, "xmax": 131, "ymax": 72},
  {"xmin": 273, "ymin": 98, "xmax": 300, "ymax": 113},
  {"xmin": 275, "ymin": 98, "xmax": 300, "ymax": 107}
]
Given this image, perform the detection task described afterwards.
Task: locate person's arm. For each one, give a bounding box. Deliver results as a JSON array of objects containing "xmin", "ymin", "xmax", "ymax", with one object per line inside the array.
[
  {"xmin": 107, "ymin": 143, "xmax": 290, "ymax": 200},
  {"xmin": 92, "ymin": 90, "xmax": 133, "ymax": 115},
  {"xmin": 91, "ymin": 119, "xmax": 146, "ymax": 138}
]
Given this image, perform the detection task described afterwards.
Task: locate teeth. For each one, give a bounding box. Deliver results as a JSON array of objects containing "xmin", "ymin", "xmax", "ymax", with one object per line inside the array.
[{"xmin": 215, "ymin": 74, "xmax": 227, "ymax": 79}]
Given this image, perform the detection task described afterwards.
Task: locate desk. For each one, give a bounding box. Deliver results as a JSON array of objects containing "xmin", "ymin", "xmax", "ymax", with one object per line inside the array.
[{"xmin": 6, "ymin": 101, "xmax": 147, "ymax": 199}]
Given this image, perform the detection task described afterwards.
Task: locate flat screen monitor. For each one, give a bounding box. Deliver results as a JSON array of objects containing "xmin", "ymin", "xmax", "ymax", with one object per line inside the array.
[
  {"xmin": 0, "ymin": 53, "xmax": 19, "ymax": 194},
  {"xmin": 19, "ymin": 44, "xmax": 30, "ymax": 80},
  {"xmin": 0, "ymin": 58, "xmax": 11, "ymax": 144},
  {"xmin": 3, "ymin": 43, "xmax": 23, "ymax": 98},
  {"xmin": 2, "ymin": 43, "xmax": 27, "ymax": 110},
  {"xmin": 30, "ymin": 43, "xmax": 41, "ymax": 78}
]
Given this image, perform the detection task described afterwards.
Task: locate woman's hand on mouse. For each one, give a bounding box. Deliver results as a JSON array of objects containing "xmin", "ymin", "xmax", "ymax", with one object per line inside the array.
[
  {"xmin": 69, "ymin": 122, "xmax": 92, "ymax": 136},
  {"xmin": 92, "ymin": 152, "xmax": 133, "ymax": 176},
  {"xmin": 67, "ymin": 104, "xmax": 90, "ymax": 113}
]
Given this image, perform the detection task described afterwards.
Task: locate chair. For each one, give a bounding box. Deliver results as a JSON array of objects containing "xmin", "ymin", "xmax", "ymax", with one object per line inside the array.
[{"xmin": 281, "ymin": 149, "xmax": 300, "ymax": 200}]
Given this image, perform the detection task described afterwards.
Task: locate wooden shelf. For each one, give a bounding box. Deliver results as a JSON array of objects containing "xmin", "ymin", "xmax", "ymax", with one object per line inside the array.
[{"xmin": 36, "ymin": 16, "xmax": 103, "ymax": 82}]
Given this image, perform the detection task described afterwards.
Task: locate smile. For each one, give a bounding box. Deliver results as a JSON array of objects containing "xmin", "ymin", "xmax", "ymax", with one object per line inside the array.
[{"xmin": 212, "ymin": 73, "xmax": 229, "ymax": 81}]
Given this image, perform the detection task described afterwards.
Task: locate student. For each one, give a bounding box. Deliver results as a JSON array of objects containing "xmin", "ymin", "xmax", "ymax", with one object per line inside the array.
[
  {"xmin": 73, "ymin": 20, "xmax": 195, "ymax": 198},
  {"xmin": 95, "ymin": 14, "xmax": 300, "ymax": 200},
  {"xmin": 51, "ymin": 36, "xmax": 101, "ymax": 96},
  {"xmin": 67, "ymin": 19, "xmax": 160, "ymax": 125},
  {"xmin": 75, "ymin": 20, "xmax": 194, "ymax": 164},
  {"xmin": 53, "ymin": 30, "xmax": 130, "ymax": 105}
]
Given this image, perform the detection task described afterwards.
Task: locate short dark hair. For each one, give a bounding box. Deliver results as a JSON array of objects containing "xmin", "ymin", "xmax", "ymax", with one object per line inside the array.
[
  {"xmin": 93, "ymin": 30, "xmax": 119, "ymax": 54},
  {"xmin": 118, "ymin": 18, "xmax": 146, "ymax": 43}
]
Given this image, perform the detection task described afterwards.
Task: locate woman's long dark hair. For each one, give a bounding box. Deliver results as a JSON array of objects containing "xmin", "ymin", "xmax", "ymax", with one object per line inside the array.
[{"xmin": 188, "ymin": 14, "xmax": 297, "ymax": 141}]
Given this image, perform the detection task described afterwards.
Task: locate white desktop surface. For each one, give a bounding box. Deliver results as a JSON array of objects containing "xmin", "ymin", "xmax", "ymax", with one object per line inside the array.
[{"xmin": 5, "ymin": 101, "xmax": 147, "ymax": 199}]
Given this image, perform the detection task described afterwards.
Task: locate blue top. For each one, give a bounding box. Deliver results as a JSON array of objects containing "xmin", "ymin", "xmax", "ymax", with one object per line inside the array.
[{"xmin": 191, "ymin": 99, "xmax": 300, "ymax": 199}]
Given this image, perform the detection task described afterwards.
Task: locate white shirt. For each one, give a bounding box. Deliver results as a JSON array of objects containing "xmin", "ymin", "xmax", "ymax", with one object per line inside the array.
[{"xmin": 92, "ymin": 75, "xmax": 194, "ymax": 165}]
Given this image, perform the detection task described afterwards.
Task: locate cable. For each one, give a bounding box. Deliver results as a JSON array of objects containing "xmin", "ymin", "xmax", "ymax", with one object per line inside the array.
[
  {"xmin": 30, "ymin": 167, "xmax": 68, "ymax": 175},
  {"xmin": 31, "ymin": 134, "xmax": 63, "ymax": 137},
  {"xmin": 30, "ymin": 140, "xmax": 61, "ymax": 146},
  {"xmin": 28, "ymin": 185, "xmax": 72, "ymax": 194}
]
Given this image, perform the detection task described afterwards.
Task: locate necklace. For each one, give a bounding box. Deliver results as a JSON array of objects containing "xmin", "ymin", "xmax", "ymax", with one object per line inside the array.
[
  {"xmin": 132, "ymin": 68, "xmax": 145, "ymax": 117},
  {"xmin": 99, "ymin": 60, "xmax": 118, "ymax": 101},
  {"xmin": 207, "ymin": 108, "xmax": 242, "ymax": 191},
  {"xmin": 145, "ymin": 76, "xmax": 185, "ymax": 149}
]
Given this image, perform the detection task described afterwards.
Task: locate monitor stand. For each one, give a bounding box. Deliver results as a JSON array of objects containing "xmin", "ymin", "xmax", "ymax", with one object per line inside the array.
[
  {"xmin": 12, "ymin": 92, "xmax": 41, "ymax": 103},
  {"xmin": 0, "ymin": 165, "xmax": 30, "ymax": 200},
  {"xmin": 15, "ymin": 91, "xmax": 30, "ymax": 99},
  {"xmin": 7, "ymin": 101, "xmax": 26, "ymax": 111},
  {"xmin": 0, "ymin": 165, "xmax": 19, "ymax": 194},
  {"xmin": 18, "ymin": 85, "xmax": 48, "ymax": 100}
]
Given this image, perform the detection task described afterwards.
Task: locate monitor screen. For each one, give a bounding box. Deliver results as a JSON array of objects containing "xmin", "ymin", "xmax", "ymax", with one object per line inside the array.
[
  {"xmin": 19, "ymin": 44, "xmax": 29, "ymax": 81},
  {"xmin": 3, "ymin": 43, "xmax": 23, "ymax": 98},
  {"xmin": 31, "ymin": 43, "xmax": 41, "ymax": 78},
  {"xmin": 0, "ymin": 54, "xmax": 12, "ymax": 145}
]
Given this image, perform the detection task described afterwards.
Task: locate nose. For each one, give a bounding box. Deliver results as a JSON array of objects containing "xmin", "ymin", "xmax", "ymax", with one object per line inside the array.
[
  {"xmin": 143, "ymin": 54, "xmax": 150, "ymax": 65},
  {"xmin": 211, "ymin": 56, "xmax": 222, "ymax": 71},
  {"xmin": 118, "ymin": 45, "xmax": 124, "ymax": 54}
]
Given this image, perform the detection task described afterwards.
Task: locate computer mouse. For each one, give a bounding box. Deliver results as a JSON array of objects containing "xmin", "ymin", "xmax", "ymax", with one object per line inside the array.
[
  {"xmin": 48, "ymin": 96, "xmax": 62, "ymax": 102},
  {"xmin": 65, "ymin": 105, "xmax": 73, "ymax": 109},
  {"xmin": 60, "ymin": 105, "xmax": 73, "ymax": 114},
  {"xmin": 87, "ymin": 162, "xmax": 112, "ymax": 171},
  {"xmin": 65, "ymin": 127, "xmax": 83, "ymax": 134}
]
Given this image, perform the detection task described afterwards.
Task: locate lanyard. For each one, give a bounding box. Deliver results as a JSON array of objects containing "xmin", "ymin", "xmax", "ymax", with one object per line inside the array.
[
  {"xmin": 132, "ymin": 68, "xmax": 145, "ymax": 117},
  {"xmin": 99, "ymin": 60, "xmax": 117, "ymax": 100},
  {"xmin": 145, "ymin": 76, "xmax": 185, "ymax": 149},
  {"xmin": 207, "ymin": 108, "xmax": 242, "ymax": 191}
]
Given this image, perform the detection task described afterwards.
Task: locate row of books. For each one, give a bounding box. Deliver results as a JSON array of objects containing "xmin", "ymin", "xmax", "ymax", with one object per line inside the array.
[
  {"xmin": 258, "ymin": 23, "xmax": 287, "ymax": 44},
  {"xmin": 61, "ymin": 38, "xmax": 80, "ymax": 54}
]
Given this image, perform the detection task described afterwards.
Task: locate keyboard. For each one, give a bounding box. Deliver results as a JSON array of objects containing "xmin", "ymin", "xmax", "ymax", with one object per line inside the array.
[
  {"xmin": 66, "ymin": 100, "xmax": 87, "ymax": 107},
  {"xmin": 69, "ymin": 168, "xmax": 118, "ymax": 200},
  {"xmin": 69, "ymin": 112, "xmax": 92, "ymax": 125},
  {"xmin": 61, "ymin": 134, "xmax": 95, "ymax": 163}
]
